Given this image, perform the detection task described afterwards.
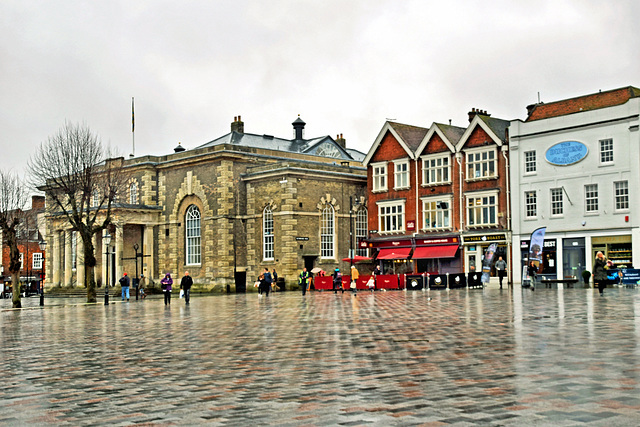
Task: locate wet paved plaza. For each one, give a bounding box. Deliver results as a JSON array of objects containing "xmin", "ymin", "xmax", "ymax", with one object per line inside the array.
[{"xmin": 2, "ymin": 287, "xmax": 640, "ymax": 426}]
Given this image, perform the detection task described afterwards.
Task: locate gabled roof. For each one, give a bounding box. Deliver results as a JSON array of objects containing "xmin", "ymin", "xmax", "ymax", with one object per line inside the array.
[
  {"xmin": 455, "ymin": 114, "xmax": 509, "ymax": 151},
  {"xmin": 526, "ymin": 86, "xmax": 640, "ymax": 121},
  {"xmin": 415, "ymin": 122, "xmax": 465, "ymax": 156},
  {"xmin": 363, "ymin": 121, "xmax": 427, "ymax": 166}
]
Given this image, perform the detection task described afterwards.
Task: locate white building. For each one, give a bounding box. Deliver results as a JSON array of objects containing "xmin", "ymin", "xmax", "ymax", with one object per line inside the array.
[{"xmin": 509, "ymin": 87, "xmax": 640, "ymax": 285}]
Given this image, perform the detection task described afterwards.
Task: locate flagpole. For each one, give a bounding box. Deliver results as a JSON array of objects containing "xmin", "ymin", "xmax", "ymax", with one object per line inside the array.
[{"xmin": 131, "ymin": 97, "xmax": 135, "ymax": 158}]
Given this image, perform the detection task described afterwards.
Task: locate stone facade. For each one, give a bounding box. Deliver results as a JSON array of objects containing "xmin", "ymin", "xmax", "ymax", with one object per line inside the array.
[{"xmin": 43, "ymin": 118, "xmax": 367, "ymax": 292}]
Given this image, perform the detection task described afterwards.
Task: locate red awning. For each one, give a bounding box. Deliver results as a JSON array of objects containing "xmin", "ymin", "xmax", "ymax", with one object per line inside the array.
[
  {"xmin": 341, "ymin": 256, "xmax": 372, "ymax": 262},
  {"xmin": 412, "ymin": 245, "xmax": 459, "ymax": 259},
  {"xmin": 376, "ymin": 247, "xmax": 412, "ymax": 260}
]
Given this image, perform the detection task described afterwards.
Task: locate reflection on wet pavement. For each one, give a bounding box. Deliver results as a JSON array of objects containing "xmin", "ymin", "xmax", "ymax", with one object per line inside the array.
[{"xmin": 1, "ymin": 288, "xmax": 640, "ymax": 425}]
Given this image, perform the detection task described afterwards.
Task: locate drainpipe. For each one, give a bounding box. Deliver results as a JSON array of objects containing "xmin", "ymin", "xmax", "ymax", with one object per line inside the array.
[
  {"xmin": 456, "ymin": 153, "xmax": 463, "ymax": 232},
  {"xmin": 415, "ymin": 158, "xmax": 419, "ymax": 234},
  {"xmin": 502, "ymin": 148, "xmax": 512, "ymax": 286}
]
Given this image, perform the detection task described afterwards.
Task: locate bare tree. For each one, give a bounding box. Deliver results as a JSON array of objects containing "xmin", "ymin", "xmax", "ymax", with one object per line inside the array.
[
  {"xmin": 29, "ymin": 122, "xmax": 128, "ymax": 303},
  {"xmin": 0, "ymin": 170, "xmax": 30, "ymax": 308}
]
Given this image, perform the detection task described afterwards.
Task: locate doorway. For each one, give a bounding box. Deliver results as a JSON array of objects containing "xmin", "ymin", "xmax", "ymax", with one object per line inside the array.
[{"xmin": 563, "ymin": 238, "xmax": 585, "ymax": 282}]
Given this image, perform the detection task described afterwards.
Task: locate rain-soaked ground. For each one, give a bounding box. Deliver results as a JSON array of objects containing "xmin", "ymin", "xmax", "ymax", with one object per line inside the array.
[{"xmin": 1, "ymin": 287, "xmax": 640, "ymax": 426}]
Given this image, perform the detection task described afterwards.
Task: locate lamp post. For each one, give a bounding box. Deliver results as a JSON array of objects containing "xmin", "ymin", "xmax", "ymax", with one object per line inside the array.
[
  {"xmin": 133, "ymin": 243, "xmax": 140, "ymax": 300},
  {"xmin": 38, "ymin": 240, "xmax": 46, "ymax": 307},
  {"xmin": 349, "ymin": 196, "xmax": 354, "ymax": 268},
  {"xmin": 104, "ymin": 231, "xmax": 112, "ymax": 305}
]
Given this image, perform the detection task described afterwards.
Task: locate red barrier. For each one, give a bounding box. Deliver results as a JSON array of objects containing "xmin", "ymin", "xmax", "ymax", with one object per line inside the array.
[
  {"xmin": 398, "ymin": 274, "xmax": 406, "ymax": 290},
  {"xmin": 356, "ymin": 275, "xmax": 372, "ymax": 290},
  {"xmin": 376, "ymin": 274, "xmax": 399, "ymax": 289},
  {"xmin": 313, "ymin": 276, "xmax": 333, "ymax": 290}
]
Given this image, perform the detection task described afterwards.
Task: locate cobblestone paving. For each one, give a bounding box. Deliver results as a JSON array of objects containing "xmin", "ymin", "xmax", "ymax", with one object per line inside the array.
[{"xmin": 1, "ymin": 287, "xmax": 640, "ymax": 426}]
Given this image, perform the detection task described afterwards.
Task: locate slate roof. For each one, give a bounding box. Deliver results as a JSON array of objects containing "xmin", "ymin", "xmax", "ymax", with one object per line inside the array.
[
  {"xmin": 388, "ymin": 122, "xmax": 428, "ymax": 152},
  {"xmin": 479, "ymin": 115, "xmax": 509, "ymax": 143},
  {"xmin": 434, "ymin": 123, "xmax": 466, "ymax": 145},
  {"xmin": 526, "ymin": 86, "xmax": 640, "ymax": 122},
  {"xmin": 195, "ymin": 132, "xmax": 353, "ymax": 159}
]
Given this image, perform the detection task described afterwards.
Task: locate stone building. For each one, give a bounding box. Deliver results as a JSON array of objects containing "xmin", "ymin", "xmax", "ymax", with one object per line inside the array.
[{"xmin": 43, "ymin": 116, "xmax": 367, "ymax": 292}]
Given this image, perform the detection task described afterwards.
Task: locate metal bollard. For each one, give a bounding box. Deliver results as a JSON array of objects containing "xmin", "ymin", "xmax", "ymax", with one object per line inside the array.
[{"xmin": 104, "ymin": 284, "xmax": 109, "ymax": 305}]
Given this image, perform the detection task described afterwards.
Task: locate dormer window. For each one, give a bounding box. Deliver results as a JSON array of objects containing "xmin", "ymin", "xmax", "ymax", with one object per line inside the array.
[
  {"xmin": 394, "ymin": 159, "xmax": 410, "ymax": 190},
  {"xmin": 466, "ymin": 148, "xmax": 496, "ymax": 180},
  {"xmin": 371, "ymin": 162, "xmax": 388, "ymax": 192}
]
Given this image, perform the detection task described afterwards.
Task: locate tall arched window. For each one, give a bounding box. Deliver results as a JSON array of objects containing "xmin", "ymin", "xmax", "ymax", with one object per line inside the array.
[
  {"xmin": 185, "ymin": 205, "xmax": 201, "ymax": 265},
  {"xmin": 355, "ymin": 207, "xmax": 368, "ymax": 256},
  {"xmin": 263, "ymin": 206, "xmax": 274, "ymax": 260},
  {"xmin": 129, "ymin": 182, "xmax": 138, "ymax": 204},
  {"xmin": 321, "ymin": 205, "xmax": 335, "ymax": 259}
]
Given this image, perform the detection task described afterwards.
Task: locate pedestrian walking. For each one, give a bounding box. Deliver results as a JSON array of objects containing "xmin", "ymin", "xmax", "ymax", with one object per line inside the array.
[
  {"xmin": 272, "ymin": 268, "xmax": 279, "ymax": 292},
  {"xmin": 333, "ymin": 268, "xmax": 343, "ymax": 294},
  {"xmin": 495, "ymin": 256, "xmax": 507, "ymax": 289},
  {"xmin": 373, "ymin": 265, "xmax": 381, "ymax": 276},
  {"xmin": 350, "ymin": 265, "xmax": 359, "ymax": 295},
  {"xmin": 119, "ymin": 272, "xmax": 130, "ymax": 301},
  {"xmin": 139, "ymin": 274, "xmax": 146, "ymax": 299},
  {"xmin": 527, "ymin": 261, "xmax": 537, "ymax": 291},
  {"xmin": 180, "ymin": 271, "xmax": 193, "ymax": 305},
  {"xmin": 161, "ymin": 273, "xmax": 173, "ymax": 305},
  {"xmin": 593, "ymin": 251, "xmax": 608, "ymax": 296},
  {"xmin": 262, "ymin": 268, "xmax": 272, "ymax": 297},
  {"xmin": 298, "ymin": 268, "xmax": 310, "ymax": 296}
]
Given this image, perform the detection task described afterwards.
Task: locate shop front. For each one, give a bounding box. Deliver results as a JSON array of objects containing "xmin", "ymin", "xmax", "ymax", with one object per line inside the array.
[
  {"xmin": 412, "ymin": 236, "xmax": 461, "ymax": 274},
  {"xmin": 463, "ymin": 233, "xmax": 509, "ymax": 276},
  {"xmin": 370, "ymin": 239, "xmax": 414, "ymax": 275},
  {"xmin": 521, "ymin": 238, "xmax": 558, "ymax": 280},
  {"xmin": 592, "ymin": 235, "xmax": 633, "ymax": 269}
]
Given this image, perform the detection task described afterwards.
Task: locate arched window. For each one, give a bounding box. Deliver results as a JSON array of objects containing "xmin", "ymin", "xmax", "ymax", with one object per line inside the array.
[
  {"xmin": 129, "ymin": 182, "xmax": 138, "ymax": 204},
  {"xmin": 263, "ymin": 206, "xmax": 274, "ymax": 260},
  {"xmin": 355, "ymin": 207, "xmax": 368, "ymax": 257},
  {"xmin": 185, "ymin": 205, "xmax": 201, "ymax": 265},
  {"xmin": 321, "ymin": 205, "xmax": 335, "ymax": 259}
]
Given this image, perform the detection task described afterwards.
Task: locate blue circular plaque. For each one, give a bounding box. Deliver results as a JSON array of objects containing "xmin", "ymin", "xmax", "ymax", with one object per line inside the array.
[{"xmin": 545, "ymin": 141, "xmax": 588, "ymax": 166}]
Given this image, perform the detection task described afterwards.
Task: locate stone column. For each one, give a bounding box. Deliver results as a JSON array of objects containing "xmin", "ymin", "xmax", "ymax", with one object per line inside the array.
[
  {"xmin": 52, "ymin": 230, "xmax": 61, "ymax": 286},
  {"xmin": 144, "ymin": 225, "xmax": 155, "ymax": 282},
  {"xmin": 77, "ymin": 236, "xmax": 85, "ymax": 288},
  {"xmin": 101, "ymin": 231, "xmax": 108, "ymax": 287},
  {"xmin": 115, "ymin": 223, "xmax": 124, "ymax": 282},
  {"xmin": 64, "ymin": 230, "xmax": 73, "ymax": 287}
]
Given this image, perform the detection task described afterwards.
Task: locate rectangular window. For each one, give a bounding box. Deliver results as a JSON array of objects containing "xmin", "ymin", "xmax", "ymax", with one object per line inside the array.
[
  {"xmin": 551, "ymin": 188, "xmax": 563, "ymax": 215},
  {"xmin": 355, "ymin": 208, "xmax": 368, "ymax": 257},
  {"xmin": 372, "ymin": 163, "xmax": 387, "ymax": 192},
  {"xmin": 263, "ymin": 208, "xmax": 274, "ymax": 260},
  {"xmin": 599, "ymin": 139, "xmax": 613, "ymax": 164},
  {"xmin": 467, "ymin": 149, "xmax": 496, "ymax": 180},
  {"xmin": 524, "ymin": 150, "xmax": 536, "ymax": 173},
  {"xmin": 525, "ymin": 191, "xmax": 537, "ymax": 218},
  {"xmin": 422, "ymin": 198, "xmax": 451, "ymax": 230},
  {"xmin": 33, "ymin": 253, "xmax": 43, "ymax": 269},
  {"xmin": 422, "ymin": 155, "xmax": 450, "ymax": 185},
  {"xmin": 394, "ymin": 160, "xmax": 409, "ymax": 189},
  {"xmin": 20, "ymin": 253, "xmax": 24, "ymax": 270},
  {"xmin": 378, "ymin": 201, "xmax": 405, "ymax": 233},
  {"xmin": 615, "ymin": 181, "xmax": 629, "ymax": 210},
  {"xmin": 585, "ymin": 184, "xmax": 598, "ymax": 212},
  {"xmin": 466, "ymin": 193, "xmax": 497, "ymax": 226}
]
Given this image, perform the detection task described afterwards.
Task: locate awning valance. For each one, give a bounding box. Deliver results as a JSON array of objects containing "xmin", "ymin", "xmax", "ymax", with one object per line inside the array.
[
  {"xmin": 376, "ymin": 247, "xmax": 411, "ymax": 260},
  {"xmin": 412, "ymin": 245, "xmax": 459, "ymax": 259}
]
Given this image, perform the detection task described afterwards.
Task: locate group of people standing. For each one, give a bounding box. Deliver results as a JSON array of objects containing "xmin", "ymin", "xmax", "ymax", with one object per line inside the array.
[
  {"xmin": 159, "ymin": 271, "xmax": 192, "ymax": 305},
  {"xmin": 256, "ymin": 268, "xmax": 278, "ymax": 297}
]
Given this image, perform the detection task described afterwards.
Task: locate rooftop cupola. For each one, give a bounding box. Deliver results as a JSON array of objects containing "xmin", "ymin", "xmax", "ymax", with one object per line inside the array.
[
  {"xmin": 174, "ymin": 142, "xmax": 185, "ymax": 153},
  {"xmin": 292, "ymin": 115, "xmax": 306, "ymax": 140}
]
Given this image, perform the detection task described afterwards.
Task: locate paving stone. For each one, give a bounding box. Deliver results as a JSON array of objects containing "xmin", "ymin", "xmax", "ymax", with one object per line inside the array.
[{"xmin": 2, "ymin": 288, "xmax": 640, "ymax": 425}]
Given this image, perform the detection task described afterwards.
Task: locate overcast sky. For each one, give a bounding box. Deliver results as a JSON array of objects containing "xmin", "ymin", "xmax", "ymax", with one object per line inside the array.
[{"xmin": 1, "ymin": 0, "xmax": 639, "ymax": 184}]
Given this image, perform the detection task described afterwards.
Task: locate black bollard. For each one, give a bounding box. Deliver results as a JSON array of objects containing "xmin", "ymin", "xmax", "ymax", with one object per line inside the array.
[
  {"xmin": 39, "ymin": 283, "xmax": 44, "ymax": 307},
  {"xmin": 104, "ymin": 284, "xmax": 109, "ymax": 305}
]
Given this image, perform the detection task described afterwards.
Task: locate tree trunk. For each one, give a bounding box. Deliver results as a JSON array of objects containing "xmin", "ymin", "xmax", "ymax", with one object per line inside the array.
[
  {"xmin": 11, "ymin": 271, "xmax": 21, "ymax": 308},
  {"xmin": 83, "ymin": 235, "xmax": 97, "ymax": 303}
]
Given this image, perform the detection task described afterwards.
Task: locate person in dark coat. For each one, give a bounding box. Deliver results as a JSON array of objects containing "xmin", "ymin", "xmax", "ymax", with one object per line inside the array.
[
  {"xmin": 161, "ymin": 273, "xmax": 173, "ymax": 305},
  {"xmin": 180, "ymin": 271, "xmax": 193, "ymax": 305},
  {"xmin": 333, "ymin": 268, "xmax": 343, "ymax": 294},
  {"xmin": 527, "ymin": 261, "xmax": 537, "ymax": 291},
  {"xmin": 119, "ymin": 272, "xmax": 130, "ymax": 301},
  {"xmin": 593, "ymin": 251, "xmax": 608, "ymax": 295},
  {"xmin": 298, "ymin": 268, "xmax": 310, "ymax": 296}
]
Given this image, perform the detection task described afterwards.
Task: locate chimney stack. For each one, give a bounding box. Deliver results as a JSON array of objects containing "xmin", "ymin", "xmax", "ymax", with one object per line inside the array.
[
  {"xmin": 335, "ymin": 133, "xmax": 346, "ymax": 149},
  {"xmin": 468, "ymin": 108, "xmax": 491, "ymax": 122},
  {"xmin": 231, "ymin": 115, "xmax": 244, "ymax": 133}
]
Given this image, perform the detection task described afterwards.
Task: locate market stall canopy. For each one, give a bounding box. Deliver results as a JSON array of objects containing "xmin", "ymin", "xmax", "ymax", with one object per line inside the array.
[
  {"xmin": 412, "ymin": 245, "xmax": 459, "ymax": 259},
  {"xmin": 376, "ymin": 247, "xmax": 411, "ymax": 260}
]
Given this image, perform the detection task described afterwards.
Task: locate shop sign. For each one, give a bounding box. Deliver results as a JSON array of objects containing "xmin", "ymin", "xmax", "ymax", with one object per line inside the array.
[
  {"xmin": 465, "ymin": 234, "xmax": 506, "ymax": 243},
  {"xmin": 621, "ymin": 269, "xmax": 640, "ymax": 285},
  {"xmin": 520, "ymin": 239, "xmax": 556, "ymax": 249},
  {"xmin": 416, "ymin": 237, "xmax": 459, "ymax": 245},
  {"xmin": 295, "ymin": 237, "xmax": 309, "ymax": 241},
  {"xmin": 545, "ymin": 141, "xmax": 588, "ymax": 166},
  {"xmin": 406, "ymin": 220, "xmax": 415, "ymax": 231}
]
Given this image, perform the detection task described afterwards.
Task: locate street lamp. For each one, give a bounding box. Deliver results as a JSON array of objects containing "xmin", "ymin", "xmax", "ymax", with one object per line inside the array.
[
  {"xmin": 104, "ymin": 231, "xmax": 112, "ymax": 305},
  {"xmin": 38, "ymin": 240, "xmax": 47, "ymax": 307}
]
